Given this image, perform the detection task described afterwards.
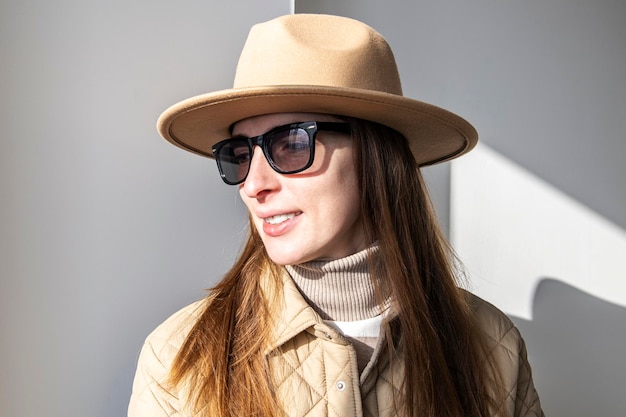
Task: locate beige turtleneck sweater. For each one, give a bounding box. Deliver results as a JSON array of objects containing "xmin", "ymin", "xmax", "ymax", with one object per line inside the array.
[{"xmin": 285, "ymin": 245, "xmax": 388, "ymax": 373}]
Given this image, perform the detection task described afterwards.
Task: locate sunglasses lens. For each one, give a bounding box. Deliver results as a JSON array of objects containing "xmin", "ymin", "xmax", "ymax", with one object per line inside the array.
[
  {"xmin": 215, "ymin": 139, "xmax": 251, "ymax": 184},
  {"xmin": 213, "ymin": 123, "xmax": 320, "ymax": 185},
  {"xmin": 268, "ymin": 127, "xmax": 312, "ymax": 173}
]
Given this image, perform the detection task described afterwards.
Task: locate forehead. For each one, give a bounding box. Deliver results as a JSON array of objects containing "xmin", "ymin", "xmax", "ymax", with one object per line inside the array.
[{"xmin": 231, "ymin": 113, "xmax": 343, "ymax": 137}]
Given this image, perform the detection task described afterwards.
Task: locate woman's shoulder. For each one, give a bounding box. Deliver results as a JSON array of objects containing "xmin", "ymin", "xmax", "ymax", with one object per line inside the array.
[
  {"xmin": 142, "ymin": 299, "xmax": 206, "ymax": 360},
  {"xmin": 128, "ymin": 299, "xmax": 207, "ymax": 416},
  {"xmin": 461, "ymin": 291, "xmax": 545, "ymax": 416},
  {"xmin": 461, "ymin": 290, "xmax": 523, "ymax": 350}
]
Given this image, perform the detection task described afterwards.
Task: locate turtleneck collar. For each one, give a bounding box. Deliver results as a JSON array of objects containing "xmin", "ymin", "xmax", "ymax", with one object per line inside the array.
[{"xmin": 285, "ymin": 244, "xmax": 386, "ymax": 321}]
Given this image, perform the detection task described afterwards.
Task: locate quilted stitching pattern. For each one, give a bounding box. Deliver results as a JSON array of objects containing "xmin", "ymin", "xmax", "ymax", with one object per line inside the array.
[
  {"xmin": 128, "ymin": 286, "xmax": 544, "ymax": 417},
  {"xmin": 131, "ymin": 336, "xmax": 182, "ymax": 416},
  {"xmin": 270, "ymin": 329, "xmax": 360, "ymax": 417},
  {"xmin": 268, "ymin": 288, "xmax": 543, "ymax": 417},
  {"xmin": 469, "ymin": 293, "xmax": 545, "ymax": 417},
  {"xmin": 361, "ymin": 354, "xmax": 403, "ymax": 417},
  {"xmin": 128, "ymin": 301, "xmax": 205, "ymax": 417}
]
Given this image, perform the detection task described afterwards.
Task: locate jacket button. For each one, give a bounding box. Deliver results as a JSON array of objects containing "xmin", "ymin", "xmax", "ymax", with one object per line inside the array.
[{"xmin": 336, "ymin": 380, "xmax": 346, "ymax": 391}]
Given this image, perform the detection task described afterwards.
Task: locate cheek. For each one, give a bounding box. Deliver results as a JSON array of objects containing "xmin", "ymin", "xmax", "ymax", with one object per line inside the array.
[
  {"xmin": 322, "ymin": 160, "xmax": 362, "ymax": 223},
  {"xmin": 341, "ymin": 184, "xmax": 362, "ymax": 226}
]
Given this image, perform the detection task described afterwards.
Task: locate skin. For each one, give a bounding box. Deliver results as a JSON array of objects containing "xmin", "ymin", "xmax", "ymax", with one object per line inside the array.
[{"xmin": 233, "ymin": 112, "xmax": 367, "ymax": 265}]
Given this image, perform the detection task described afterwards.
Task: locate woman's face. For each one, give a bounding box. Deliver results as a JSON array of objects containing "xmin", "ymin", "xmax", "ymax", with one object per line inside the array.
[{"xmin": 233, "ymin": 112, "xmax": 366, "ymax": 265}]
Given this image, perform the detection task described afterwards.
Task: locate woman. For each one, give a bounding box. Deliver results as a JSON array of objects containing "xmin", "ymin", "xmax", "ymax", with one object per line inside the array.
[{"xmin": 129, "ymin": 14, "xmax": 543, "ymax": 417}]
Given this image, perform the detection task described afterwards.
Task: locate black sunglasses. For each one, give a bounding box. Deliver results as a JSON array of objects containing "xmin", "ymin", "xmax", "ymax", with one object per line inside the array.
[{"xmin": 211, "ymin": 121, "xmax": 351, "ymax": 185}]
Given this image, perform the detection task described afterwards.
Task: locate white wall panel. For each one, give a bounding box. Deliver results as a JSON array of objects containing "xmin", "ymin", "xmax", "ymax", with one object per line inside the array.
[{"xmin": 452, "ymin": 144, "xmax": 626, "ymax": 319}]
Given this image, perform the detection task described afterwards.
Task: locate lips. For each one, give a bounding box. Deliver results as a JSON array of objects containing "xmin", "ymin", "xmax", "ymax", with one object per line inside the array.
[
  {"xmin": 264, "ymin": 213, "xmax": 297, "ymax": 225},
  {"xmin": 260, "ymin": 211, "xmax": 301, "ymax": 237}
]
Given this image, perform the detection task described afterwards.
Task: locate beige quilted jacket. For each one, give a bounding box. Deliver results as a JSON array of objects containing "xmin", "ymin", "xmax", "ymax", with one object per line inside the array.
[{"xmin": 128, "ymin": 275, "xmax": 543, "ymax": 417}]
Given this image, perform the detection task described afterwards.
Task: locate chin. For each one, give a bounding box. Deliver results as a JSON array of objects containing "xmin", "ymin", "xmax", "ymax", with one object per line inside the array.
[
  {"xmin": 266, "ymin": 253, "xmax": 305, "ymax": 266},
  {"xmin": 264, "ymin": 245, "xmax": 317, "ymax": 266}
]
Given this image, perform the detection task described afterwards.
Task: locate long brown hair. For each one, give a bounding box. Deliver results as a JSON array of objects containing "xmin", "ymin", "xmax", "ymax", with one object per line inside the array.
[
  {"xmin": 168, "ymin": 118, "xmax": 502, "ymax": 417},
  {"xmin": 352, "ymin": 119, "xmax": 502, "ymax": 416}
]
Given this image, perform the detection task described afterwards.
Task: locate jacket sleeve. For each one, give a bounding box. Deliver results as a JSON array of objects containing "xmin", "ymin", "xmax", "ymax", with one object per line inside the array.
[
  {"xmin": 511, "ymin": 332, "xmax": 544, "ymax": 417},
  {"xmin": 127, "ymin": 300, "xmax": 205, "ymax": 417},
  {"xmin": 127, "ymin": 333, "xmax": 182, "ymax": 417},
  {"xmin": 466, "ymin": 292, "xmax": 544, "ymax": 417}
]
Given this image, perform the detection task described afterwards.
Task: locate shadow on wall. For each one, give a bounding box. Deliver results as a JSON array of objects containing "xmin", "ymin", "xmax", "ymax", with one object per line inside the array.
[{"xmin": 512, "ymin": 278, "xmax": 626, "ymax": 417}]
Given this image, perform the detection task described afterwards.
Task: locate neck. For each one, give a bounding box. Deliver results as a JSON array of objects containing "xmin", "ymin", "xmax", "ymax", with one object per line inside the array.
[{"xmin": 285, "ymin": 245, "xmax": 386, "ymax": 321}]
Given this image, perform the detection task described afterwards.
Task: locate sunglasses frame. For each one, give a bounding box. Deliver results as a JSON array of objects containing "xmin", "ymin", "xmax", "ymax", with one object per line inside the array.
[{"xmin": 212, "ymin": 121, "xmax": 351, "ymax": 185}]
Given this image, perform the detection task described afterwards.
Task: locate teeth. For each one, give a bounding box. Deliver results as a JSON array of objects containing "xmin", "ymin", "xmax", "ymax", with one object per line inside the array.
[{"xmin": 264, "ymin": 213, "xmax": 296, "ymax": 225}]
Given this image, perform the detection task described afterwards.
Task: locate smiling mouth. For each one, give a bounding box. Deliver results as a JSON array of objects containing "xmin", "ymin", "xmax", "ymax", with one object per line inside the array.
[{"xmin": 263, "ymin": 213, "xmax": 299, "ymax": 225}]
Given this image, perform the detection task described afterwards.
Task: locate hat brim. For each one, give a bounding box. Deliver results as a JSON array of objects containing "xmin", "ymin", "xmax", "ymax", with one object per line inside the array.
[{"xmin": 157, "ymin": 85, "xmax": 477, "ymax": 166}]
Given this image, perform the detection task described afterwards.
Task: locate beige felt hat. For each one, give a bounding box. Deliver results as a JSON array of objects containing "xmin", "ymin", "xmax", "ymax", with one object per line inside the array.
[{"xmin": 157, "ymin": 14, "xmax": 478, "ymax": 166}]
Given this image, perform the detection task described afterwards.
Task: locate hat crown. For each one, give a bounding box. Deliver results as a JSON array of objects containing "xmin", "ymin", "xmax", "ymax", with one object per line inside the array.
[
  {"xmin": 158, "ymin": 14, "xmax": 477, "ymax": 166},
  {"xmin": 233, "ymin": 14, "xmax": 403, "ymax": 95}
]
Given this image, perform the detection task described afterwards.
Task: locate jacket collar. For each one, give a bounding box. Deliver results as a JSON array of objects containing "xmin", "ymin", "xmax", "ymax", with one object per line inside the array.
[
  {"xmin": 264, "ymin": 270, "xmax": 399, "ymax": 355},
  {"xmin": 263, "ymin": 271, "xmax": 327, "ymax": 353}
]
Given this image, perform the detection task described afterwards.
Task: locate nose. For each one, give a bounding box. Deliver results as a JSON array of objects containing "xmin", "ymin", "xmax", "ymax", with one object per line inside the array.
[{"xmin": 241, "ymin": 146, "xmax": 279, "ymax": 198}]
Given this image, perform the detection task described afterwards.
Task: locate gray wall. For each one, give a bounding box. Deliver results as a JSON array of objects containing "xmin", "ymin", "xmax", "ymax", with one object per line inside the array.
[
  {"xmin": 1, "ymin": 1, "xmax": 289, "ymax": 416},
  {"xmin": 298, "ymin": 0, "xmax": 626, "ymax": 230},
  {"xmin": 296, "ymin": 2, "xmax": 626, "ymax": 416},
  {"xmin": 2, "ymin": 1, "xmax": 625, "ymax": 416}
]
